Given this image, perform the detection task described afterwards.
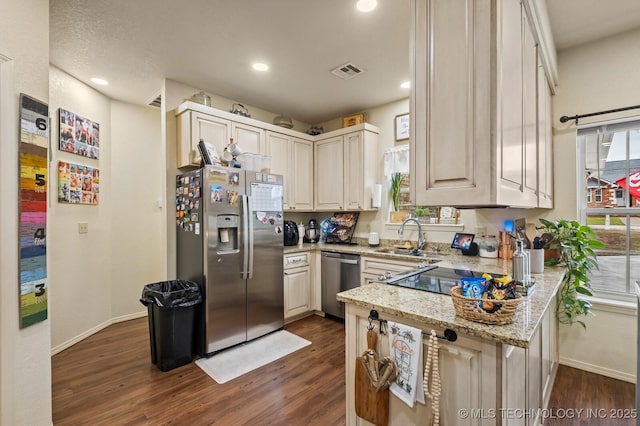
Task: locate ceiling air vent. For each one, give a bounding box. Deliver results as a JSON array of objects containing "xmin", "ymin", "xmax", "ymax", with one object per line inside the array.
[
  {"xmin": 146, "ymin": 91, "xmax": 162, "ymax": 108},
  {"xmin": 331, "ymin": 62, "xmax": 366, "ymax": 80}
]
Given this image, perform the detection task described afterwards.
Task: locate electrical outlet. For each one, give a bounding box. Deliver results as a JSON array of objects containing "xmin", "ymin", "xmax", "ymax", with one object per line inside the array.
[
  {"xmin": 78, "ymin": 222, "xmax": 89, "ymax": 234},
  {"xmin": 474, "ymin": 226, "xmax": 486, "ymax": 236}
]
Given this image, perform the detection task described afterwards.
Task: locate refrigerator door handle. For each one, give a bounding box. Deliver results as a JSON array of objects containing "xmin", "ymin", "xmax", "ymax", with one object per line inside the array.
[
  {"xmin": 241, "ymin": 194, "xmax": 249, "ymax": 279},
  {"xmin": 247, "ymin": 195, "xmax": 254, "ymax": 279}
]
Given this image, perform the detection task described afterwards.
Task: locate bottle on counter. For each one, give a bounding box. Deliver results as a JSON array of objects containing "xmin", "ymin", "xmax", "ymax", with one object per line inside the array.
[
  {"xmin": 512, "ymin": 239, "xmax": 530, "ymax": 286},
  {"xmin": 297, "ymin": 222, "xmax": 305, "ymax": 246}
]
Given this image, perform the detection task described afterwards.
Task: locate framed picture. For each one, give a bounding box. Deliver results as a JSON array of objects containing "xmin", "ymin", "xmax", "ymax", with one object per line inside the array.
[
  {"xmin": 59, "ymin": 108, "xmax": 100, "ymax": 159},
  {"xmin": 394, "ymin": 113, "xmax": 409, "ymax": 141}
]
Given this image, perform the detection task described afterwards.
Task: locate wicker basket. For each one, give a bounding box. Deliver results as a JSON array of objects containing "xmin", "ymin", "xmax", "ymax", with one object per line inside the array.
[{"xmin": 450, "ymin": 286, "xmax": 523, "ymax": 325}]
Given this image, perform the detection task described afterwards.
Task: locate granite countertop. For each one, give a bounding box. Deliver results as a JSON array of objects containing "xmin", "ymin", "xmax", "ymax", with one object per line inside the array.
[
  {"xmin": 286, "ymin": 242, "xmax": 564, "ymax": 348},
  {"xmin": 339, "ymin": 256, "xmax": 564, "ymax": 348}
]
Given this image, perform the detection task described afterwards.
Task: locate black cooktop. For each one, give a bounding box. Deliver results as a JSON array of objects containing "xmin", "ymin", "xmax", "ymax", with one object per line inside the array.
[{"xmin": 384, "ymin": 266, "xmax": 494, "ymax": 295}]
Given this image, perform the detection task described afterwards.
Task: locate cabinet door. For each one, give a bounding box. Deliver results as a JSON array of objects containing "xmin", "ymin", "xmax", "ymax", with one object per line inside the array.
[
  {"xmin": 314, "ymin": 136, "xmax": 344, "ymax": 210},
  {"xmin": 537, "ymin": 59, "xmax": 553, "ymax": 208},
  {"xmin": 232, "ymin": 122, "xmax": 264, "ymax": 154},
  {"xmin": 498, "ymin": 0, "xmax": 525, "ymax": 204},
  {"xmin": 192, "ymin": 112, "xmax": 231, "ymax": 165},
  {"xmin": 522, "ymin": 10, "xmax": 539, "ymax": 205},
  {"xmin": 291, "ymin": 138, "xmax": 314, "ymax": 210},
  {"xmin": 344, "ymin": 132, "xmax": 364, "ymax": 210},
  {"xmin": 411, "ymin": 0, "xmax": 493, "ymax": 206},
  {"xmin": 265, "ymin": 132, "xmax": 292, "ymax": 209},
  {"xmin": 283, "ymin": 266, "xmax": 311, "ymax": 319}
]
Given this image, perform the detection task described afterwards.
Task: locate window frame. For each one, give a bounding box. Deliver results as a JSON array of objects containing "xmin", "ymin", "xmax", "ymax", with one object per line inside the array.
[{"xmin": 577, "ymin": 116, "xmax": 640, "ymax": 300}]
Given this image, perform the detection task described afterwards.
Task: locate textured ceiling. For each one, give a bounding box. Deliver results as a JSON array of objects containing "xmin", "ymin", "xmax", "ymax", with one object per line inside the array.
[
  {"xmin": 50, "ymin": 0, "xmax": 411, "ymax": 124},
  {"xmin": 50, "ymin": 1, "xmax": 640, "ymax": 124}
]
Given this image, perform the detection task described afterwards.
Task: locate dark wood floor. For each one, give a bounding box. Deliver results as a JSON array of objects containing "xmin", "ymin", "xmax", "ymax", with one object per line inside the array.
[
  {"xmin": 545, "ymin": 365, "xmax": 636, "ymax": 426},
  {"xmin": 52, "ymin": 315, "xmax": 346, "ymax": 425},
  {"xmin": 53, "ymin": 315, "xmax": 635, "ymax": 425}
]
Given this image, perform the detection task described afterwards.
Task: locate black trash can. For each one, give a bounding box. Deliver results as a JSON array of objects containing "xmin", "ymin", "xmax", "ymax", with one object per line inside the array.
[{"xmin": 140, "ymin": 280, "xmax": 202, "ymax": 372}]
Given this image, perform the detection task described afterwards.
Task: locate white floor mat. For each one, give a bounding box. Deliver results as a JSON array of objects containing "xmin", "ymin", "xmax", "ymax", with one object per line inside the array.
[{"xmin": 195, "ymin": 330, "xmax": 311, "ymax": 384}]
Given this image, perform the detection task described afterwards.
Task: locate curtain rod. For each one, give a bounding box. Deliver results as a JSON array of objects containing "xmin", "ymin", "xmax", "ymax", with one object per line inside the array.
[{"xmin": 560, "ymin": 104, "xmax": 640, "ymax": 124}]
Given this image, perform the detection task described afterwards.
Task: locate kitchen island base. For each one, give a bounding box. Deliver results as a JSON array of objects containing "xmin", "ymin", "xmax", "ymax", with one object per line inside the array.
[{"xmin": 345, "ymin": 303, "xmax": 558, "ymax": 426}]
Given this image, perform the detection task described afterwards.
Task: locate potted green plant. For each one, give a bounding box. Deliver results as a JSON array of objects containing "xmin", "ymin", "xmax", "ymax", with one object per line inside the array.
[
  {"xmin": 389, "ymin": 173, "xmax": 404, "ymax": 223},
  {"xmin": 537, "ymin": 218, "xmax": 605, "ymax": 328}
]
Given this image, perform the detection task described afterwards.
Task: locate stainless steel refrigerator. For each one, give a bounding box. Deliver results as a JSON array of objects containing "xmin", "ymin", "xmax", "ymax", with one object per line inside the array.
[{"xmin": 176, "ymin": 166, "xmax": 284, "ymax": 356}]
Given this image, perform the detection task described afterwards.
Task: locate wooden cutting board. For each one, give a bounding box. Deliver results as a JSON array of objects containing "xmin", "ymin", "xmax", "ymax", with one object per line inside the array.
[{"xmin": 355, "ymin": 330, "xmax": 389, "ymax": 426}]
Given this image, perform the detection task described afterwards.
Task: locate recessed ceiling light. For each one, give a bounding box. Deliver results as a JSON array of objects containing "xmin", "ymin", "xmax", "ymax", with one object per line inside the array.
[
  {"xmin": 252, "ymin": 63, "xmax": 269, "ymax": 72},
  {"xmin": 90, "ymin": 77, "xmax": 108, "ymax": 86},
  {"xmin": 400, "ymin": 81, "xmax": 411, "ymax": 89},
  {"xmin": 356, "ymin": 0, "xmax": 377, "ymax": 12}
]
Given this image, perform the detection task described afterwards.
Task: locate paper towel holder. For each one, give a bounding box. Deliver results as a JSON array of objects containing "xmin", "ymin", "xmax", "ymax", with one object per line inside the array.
[{"xmin": 371, "ymin": 183, "xmax": 382, "ymax": 208}]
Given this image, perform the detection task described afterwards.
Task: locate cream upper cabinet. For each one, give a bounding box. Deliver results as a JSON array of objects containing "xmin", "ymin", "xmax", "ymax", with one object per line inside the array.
[
  {"xmin": 265, "ymin": 131, "xmax": 313, "ymax": 211},
  {"xmin": 537, "ymin": 58, "xmax": 553, "ymax": 208},
  {"xmin": 176, "ymin": 103, "xmax": 379, "ymax": 212},
  {"xmin": 314, "ymin": 136, "xmax": 344, "ymax": 210},
  {"xmin": 177, "ymin": 110, "xmax": 231, "ymax": 168},
  {"xmin": 411, "ymin": 0, "xmax": 552, "ymax": 208},
  {"xmin": 314, "ymin": 127, "xmax": 378, "ymax": 211},
  {"xmin": 291, "ymin": 138, "xmax": 314, "ymax": 210},
  {"xmin": 231, "ymin": 122, "xmax": 264, "ymax": 155}
]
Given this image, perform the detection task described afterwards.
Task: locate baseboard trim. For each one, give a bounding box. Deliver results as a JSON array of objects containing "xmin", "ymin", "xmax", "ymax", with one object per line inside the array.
[
  {"xmin": 560, "ymin": 356, "xmax": 636, "ymax": 384},
  {"xmin": 51, "ymin": 311, "xmax": 148, "ymax": 356},
  {"xmin": 113, "ymin": 310, "xmax": 147, "ymax": 323},
  {"xmin": 51, "ymin": 319, "xmax": 113, "ymax": 356}
]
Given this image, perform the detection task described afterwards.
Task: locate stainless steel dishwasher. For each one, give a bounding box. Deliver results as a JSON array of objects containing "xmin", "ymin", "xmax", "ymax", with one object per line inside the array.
[{"xmin": 321, "ymin": 252, "xmax": 361, "ymax": 319}]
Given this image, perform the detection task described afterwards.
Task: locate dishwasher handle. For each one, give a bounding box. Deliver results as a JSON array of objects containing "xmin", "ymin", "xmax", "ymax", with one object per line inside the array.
[{"xmin": 322, "ymin": 254, "xmax": 359, "ymax": 265}]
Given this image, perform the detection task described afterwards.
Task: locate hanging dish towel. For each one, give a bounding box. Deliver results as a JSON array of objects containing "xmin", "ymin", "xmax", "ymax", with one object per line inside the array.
[{"xmin": 388, "ymin": 322, "xmax": 425, "ymax": 407}]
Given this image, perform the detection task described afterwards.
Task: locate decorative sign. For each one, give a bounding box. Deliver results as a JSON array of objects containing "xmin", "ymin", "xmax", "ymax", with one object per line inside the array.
[
  {"xmin": 616, "ymin": 170, "xmax": 640, "ymax": 201},
  {"xmin": 394, "ymin": 113, "xmax": 409, "ymax": 141},
  {"xmin": 57, "ymin": 161, "xmax": 99, "ymax": 204},
  {"xmin": 59, "ymin": 108, "xmax": 100, "ymax": 159},
  {"xmin": 19, "ymin": 94, "xmax": 49, "ymax": 328}
]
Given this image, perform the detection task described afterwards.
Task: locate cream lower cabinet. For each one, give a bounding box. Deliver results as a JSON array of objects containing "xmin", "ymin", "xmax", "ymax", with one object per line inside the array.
[
  {"xmin": 284, "ymin": 251, "xmax": 321, "ymax": 320},
  {"xmin": 345, "ymin": 304, "xmax": 498, "ymax": 425},
  {"xmin": 345, "ymin": 301, "xmax": 558, "ymax": 425},
  {"xmin": 266, "ymin": 131, "xmax": 313, "ymax": 211},
  {"xmin": 411, "ymin": 0, "xmax": 552, "ymax": 208},
  {"xmin": 314, "ymin": 127, "xmax": 378, "ymax": 211}
]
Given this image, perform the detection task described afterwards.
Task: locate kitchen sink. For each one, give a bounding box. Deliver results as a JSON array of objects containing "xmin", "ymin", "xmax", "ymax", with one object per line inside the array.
[{"xmin": 371, "ymin": 247, "xmax": 443, "ymax": 262}]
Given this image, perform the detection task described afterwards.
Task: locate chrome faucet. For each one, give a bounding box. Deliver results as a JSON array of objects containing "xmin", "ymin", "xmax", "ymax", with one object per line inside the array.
[{"xmin": 398, "ymin": 218, "xmax": 426, "ymax": 251}]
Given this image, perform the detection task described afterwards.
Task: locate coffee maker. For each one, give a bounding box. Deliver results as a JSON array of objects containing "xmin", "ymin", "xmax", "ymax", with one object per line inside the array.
[
  {"xmin": 283, "ymin": 221, "xmax": 299, "ymax": 246},
  {"xmin": 303, "ymin": 219, "xmax": 320, "ymax": 243}
]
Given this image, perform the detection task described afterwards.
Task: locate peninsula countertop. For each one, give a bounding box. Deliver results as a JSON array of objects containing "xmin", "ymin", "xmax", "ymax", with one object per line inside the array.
[
  {"xmin": 336, "ymin": 255, "xmax": 565, "ymax": 348},
  {"xmin": 284, "ymin": 241, "xmax": 564, "ymax": 347}
]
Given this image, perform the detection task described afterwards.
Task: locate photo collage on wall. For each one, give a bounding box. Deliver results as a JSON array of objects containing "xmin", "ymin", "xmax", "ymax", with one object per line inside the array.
[
  {"xmin": 59, "ymin": 108, "xmax": 100, "ymax": 159},
  {"xmin": 57, "ymin": 161, "xmax": 100, "ymax": 205}
]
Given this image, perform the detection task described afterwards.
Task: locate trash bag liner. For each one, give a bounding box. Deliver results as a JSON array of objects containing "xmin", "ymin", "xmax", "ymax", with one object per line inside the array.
[{"xmin": 140, "ymin": 280, "xmax": 201, "ymax": 308}]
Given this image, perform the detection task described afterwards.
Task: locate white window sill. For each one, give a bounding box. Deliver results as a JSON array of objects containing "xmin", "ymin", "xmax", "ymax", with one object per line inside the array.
[{"xmin": 587, "ymin": 295, "xmax": 636, "ymax": 316}]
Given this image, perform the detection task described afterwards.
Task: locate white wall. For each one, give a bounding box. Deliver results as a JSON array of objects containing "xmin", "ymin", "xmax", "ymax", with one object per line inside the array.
[
  {"xmin": 0, "ymin": 0, "xmax": 52, "ymax": 424},
  {"xmin": 49, "ymin": 66, "xmax": 113, "ymax": 352},
  {"xmin": 110, "ymin": 101, "xmax": 164, "ymax": 318},
  {"xmin": 550, "ymin": 27, "xmax": 640, "ymax": 382}
]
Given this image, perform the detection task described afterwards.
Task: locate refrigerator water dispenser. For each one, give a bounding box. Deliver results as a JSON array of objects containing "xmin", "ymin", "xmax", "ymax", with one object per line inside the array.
[{"xmin": 216, "ymin": 215, "xmax": 238, "ymax": 252}]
